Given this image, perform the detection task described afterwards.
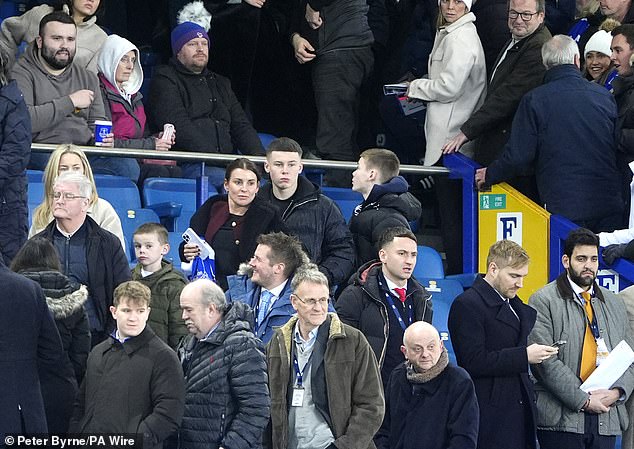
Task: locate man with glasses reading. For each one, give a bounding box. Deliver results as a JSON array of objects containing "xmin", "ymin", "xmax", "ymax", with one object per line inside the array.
[
  {"xmin": 266, "ymin": 264, "xmax": 385, "ymax": 449},
  {"xmin": 35, "ymin": 171, "xmax": 130, "ymax": 346},
  {"xmin": 443, "ymin": 0, "xmax": 551, "ymax": 186}
]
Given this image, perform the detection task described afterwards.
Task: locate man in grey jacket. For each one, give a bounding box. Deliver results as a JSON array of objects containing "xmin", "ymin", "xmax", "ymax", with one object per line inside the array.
[
  {"xmin": 10, "ymin": 11, "xmax": 109, "ymax": 170},
  {"xmin": 529, "ymin": 228, "xmax": 634, "ymax": 449}
]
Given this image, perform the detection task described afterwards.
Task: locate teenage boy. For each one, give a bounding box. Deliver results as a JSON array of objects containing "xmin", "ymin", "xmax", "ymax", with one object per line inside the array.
[
  {"xmin": 69, "ymin": 281, "xmax": 185, "ymax": 447},
  {"xmin": 132, "ymin": 222, "xmax": 188, "ymax": 350}
]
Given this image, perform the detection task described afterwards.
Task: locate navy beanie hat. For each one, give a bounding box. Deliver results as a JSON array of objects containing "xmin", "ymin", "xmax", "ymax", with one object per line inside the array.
[{"xmin": 171, "ymin": 22, "xmax": 210, "ymax": 56}]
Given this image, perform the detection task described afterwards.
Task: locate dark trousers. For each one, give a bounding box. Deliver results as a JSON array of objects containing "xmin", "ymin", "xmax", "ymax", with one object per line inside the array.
[
  {"xmin": 312, "ymin": 47, "xmax": 373, "ymax": 161},
  {"xmin": 537, "ymin": 413, "xmax": 616, "ymax": 449}
]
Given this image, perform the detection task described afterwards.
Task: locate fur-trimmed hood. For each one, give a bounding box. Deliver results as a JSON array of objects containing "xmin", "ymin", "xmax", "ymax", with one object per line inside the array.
[{"xmin": 19, "ymin": 270, "xmax": 88, "ymax": 319}]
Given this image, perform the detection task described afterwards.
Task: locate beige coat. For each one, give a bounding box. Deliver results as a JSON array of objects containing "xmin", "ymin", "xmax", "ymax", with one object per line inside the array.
[
  {"xmin": 0, "ymin": 4, "xmax": 107, "ymax": 73},
  {"xmin": 407, "ymin": 12, "xmax": 486, "ymax": 166}
]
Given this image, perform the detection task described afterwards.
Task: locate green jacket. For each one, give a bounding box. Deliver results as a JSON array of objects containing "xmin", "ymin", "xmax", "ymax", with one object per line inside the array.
[
  {"xmin": 528, "ymin": 274, "xmax": 634, "ymax": 436},
  {"xmin": 265, "ymin": 313, "xmax": 385, "ymax": 449},
  {"xmin": 132, "ymin": 260, "xmax": 187, "ymax": 350}
]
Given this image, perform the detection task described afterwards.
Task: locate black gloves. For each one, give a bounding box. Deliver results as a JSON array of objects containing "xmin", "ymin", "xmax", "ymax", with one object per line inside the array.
[{"xmin": 603, "ymin": 243, "xmax": 629, "ymax": 265}]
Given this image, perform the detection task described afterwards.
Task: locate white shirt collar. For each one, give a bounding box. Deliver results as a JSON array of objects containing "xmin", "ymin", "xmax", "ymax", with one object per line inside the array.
[
  {"xmin": 567, "ymin": 275, "xmax": 594, "ymax": 301},
  {"xmin": 382, "ymin": 271, "xmax": 407, "ymax": 297}
]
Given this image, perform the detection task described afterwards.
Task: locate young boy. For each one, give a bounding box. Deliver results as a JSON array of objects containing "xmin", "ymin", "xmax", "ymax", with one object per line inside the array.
[
  {"xmin": 69, "ymin": 281, "xmax": 185, "ymax": 445},
  {"xmin": 132, "ymin": 222, "xmax": 188, "ymax": 349}
]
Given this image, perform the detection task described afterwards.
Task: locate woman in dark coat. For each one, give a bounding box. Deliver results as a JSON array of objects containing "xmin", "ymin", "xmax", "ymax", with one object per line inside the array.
[
  {"xmin": 11, "ymin": 237, "xmax": 91, "ymax": 433},
  {"xmin": 180, "ymin": 157, "xmax": 286, "ymax": 290}
]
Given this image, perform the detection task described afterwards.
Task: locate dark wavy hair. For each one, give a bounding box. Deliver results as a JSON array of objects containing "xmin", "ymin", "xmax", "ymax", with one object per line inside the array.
[{"xmin": 54, "ymin": 0, "xmax": 104, "ymax": 22}]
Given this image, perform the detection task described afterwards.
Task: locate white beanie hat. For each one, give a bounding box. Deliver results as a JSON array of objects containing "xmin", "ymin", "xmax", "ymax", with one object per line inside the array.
[
  {"xmin": 585, "ymin": 30, "xmax": 613, "ymax": 58},
  {"xmin": 438, "ymin": 0, "xmax": 473, "ymax": 12}
]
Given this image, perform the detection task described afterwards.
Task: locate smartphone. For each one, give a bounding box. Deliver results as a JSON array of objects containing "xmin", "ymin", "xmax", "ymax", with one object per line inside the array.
[{"xmin": 551, "ymin": 340, "xmax": 567, "ymax": 348}]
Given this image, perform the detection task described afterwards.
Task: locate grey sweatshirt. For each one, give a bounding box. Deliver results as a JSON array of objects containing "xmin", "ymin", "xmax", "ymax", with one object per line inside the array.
[{"xmin": 10, "ymin": 42, "xmax": 108, "ymax": 145}]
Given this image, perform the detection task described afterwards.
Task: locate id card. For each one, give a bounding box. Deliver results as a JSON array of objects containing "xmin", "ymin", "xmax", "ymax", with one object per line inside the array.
[
  {"xmin": 291, "ymin": 387, "xmax": 305, "ymax": 407},
  {"xmin": 596, "ymin": 337, "xmax": 610, "ymax": 366}
]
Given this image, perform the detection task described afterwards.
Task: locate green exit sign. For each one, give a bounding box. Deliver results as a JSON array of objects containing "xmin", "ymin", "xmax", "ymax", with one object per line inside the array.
[{"xmin": 480, "ymin": 194, "xmax": 506, "ymax": 210}]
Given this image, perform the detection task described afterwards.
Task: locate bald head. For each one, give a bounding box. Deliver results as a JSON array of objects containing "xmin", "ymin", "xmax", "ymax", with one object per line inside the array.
[
  {"xmin": 180, "ymin": 279, "xmax": 226, "ymax": 339},
  {"xmin": 401, "ymin": 322, "xmax": 443, "ymax": 371}
]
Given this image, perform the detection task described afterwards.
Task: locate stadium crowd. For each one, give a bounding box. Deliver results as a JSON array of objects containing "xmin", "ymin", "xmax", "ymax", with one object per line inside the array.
[{"xmin": 6, "ymin": 0, "xmax": 634, "ymax": 449}]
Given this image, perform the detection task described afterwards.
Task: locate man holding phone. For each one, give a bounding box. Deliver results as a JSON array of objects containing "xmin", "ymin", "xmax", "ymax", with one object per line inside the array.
[
  {"xmin": 528, "ymin": 228, "xmax": 634, "ymax": 449},
  {"xmin": 448, "ymin": 239, "xmax": 557, "ymax": 449}
]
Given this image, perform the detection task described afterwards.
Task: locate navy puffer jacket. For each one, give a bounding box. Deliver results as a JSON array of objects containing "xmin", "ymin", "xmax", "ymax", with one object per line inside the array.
[{"xmin": 178, "ymin": 301, "xmax": 270, "ymax": 449}]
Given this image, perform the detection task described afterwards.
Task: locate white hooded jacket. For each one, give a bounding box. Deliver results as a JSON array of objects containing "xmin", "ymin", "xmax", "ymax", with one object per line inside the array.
[{"xmin": 97, "ymin": 34, "xmax": 143, "ymax": 104}]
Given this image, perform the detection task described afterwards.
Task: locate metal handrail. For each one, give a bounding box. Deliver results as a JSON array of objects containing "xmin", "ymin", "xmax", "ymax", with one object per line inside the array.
[{"xmin": 30, "ymin": 143, "xmax": 450, "ymax": 175}]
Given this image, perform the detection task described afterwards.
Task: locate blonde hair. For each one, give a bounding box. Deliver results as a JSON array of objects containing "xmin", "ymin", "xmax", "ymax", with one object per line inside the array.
[
  {"xmin": 32, "ymin": 144, "xmax": 99, "ymax": 231},
  {"xmin": 486, "ymin": 240, "xmax": 530, "ymax": 270}
]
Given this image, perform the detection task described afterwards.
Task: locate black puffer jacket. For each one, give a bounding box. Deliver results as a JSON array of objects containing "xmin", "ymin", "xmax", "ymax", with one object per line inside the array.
[
  {"xmin": 336, "ymin": 261, "xmax": 432, "ymax": 382},
  {"xmin": 178, "ymin": 302, "xmax": 270, "ymax": 449},
  {"xmin": 348, "ymin": 176, "xmax": 421, "ymax": 268},
  {"xmin": 146, "ymin": 59, "xmax": 263, "ymax": 155},
  {"xmin": 20, "ymin": 269, "xmax": 90, "ymax": 382},
  {"xmin": 19, "ymin": 269, "xmax": 90, "ymax": 433},
  {"xmin": 259, "ymin": 177, "xmax": 355, "ymax": 286}
]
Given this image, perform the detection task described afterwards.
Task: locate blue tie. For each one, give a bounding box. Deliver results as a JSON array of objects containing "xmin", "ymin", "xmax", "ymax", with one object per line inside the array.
[{"xmin": 258, "ymin": 290, "xmax": 274, "ymax": 326}]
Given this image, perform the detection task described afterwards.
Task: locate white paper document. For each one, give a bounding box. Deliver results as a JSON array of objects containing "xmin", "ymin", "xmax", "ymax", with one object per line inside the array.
[{"xmin": 580, "ymin": 340, "xmax": 634, "ymax": 392}]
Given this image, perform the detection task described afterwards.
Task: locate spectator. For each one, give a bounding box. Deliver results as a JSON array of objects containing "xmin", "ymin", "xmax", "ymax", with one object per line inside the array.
[
  {"xmin": 336, "ymin": 226, "xmax": 433, "ymax": 387},
  {"xmin": 97, "ymin": 34, "xmax": 181, "ymax": 185},
  {"xmin": 0, "ymin": 259, "xmax": 63, "ymax": 438},
  {"xmin": 375, "ymin": 321, "xmax": 479, "ymax": 449},
  {"xmin": 266, "ymin": 265, "xmax": 385, "ymax": 449},
  {"xmin": 69, "ymin": 281, "xmax": 185, "ymax": 446},
  {"xmin": 179, "ymin": 157, "xmax": 285, "ymax": 290},
  {"xmin": 10, "ymin": 236, "xmax": 90, "ymax": 433},
  {"xmin": 405, "ymin": 0, "xmax": 486, "ymax": 274},
  {"xmin": 477, "ymin": 35, "xmax": 624, "ymax": 233},
  {"xmin": 611, "ymin": 24, "xmax": 634, "ymax": 219},
  {"xmin": 147, "ymin": 21, "xmax": 263, "ymax": 188},
  {"xmin": 0, "ymin": 0, "xmax": 106, "ymax": 73},
  {"xmin": 349, "ymin": 148, "xmax": 421, "ymax": 268},
  {"xmin": 289, "ymin": 0, "xmax": 373, "ymax": 164},
  {"xmin": 568, "ymin": 0, "xmax": 634, "ymax": 58},
  {"xmin": 448, "ymin": 239, "xmax": 558, "ymax": 449},
  {"xmin": 618, "ymin": 285, "xmax": 634, "ymax": 449},
  {"xmin": 29, "ymin": 144, "xmax": 125, "ymax": 253},
  {"xmin": 34, "ymin": 172, "xmax": 130, "ymax": 346},
  {"xmin": 0, "ymin": 46, "xmax": 31, "ymax": 265},
  {"xmin": 444, "ymin": 0, "xmax": 551, "ymax": 170},
  {"xmin": 178, "ymin": 279, "xmax": 270, "ymax": 449},
  {"xmin": 583, "ymin": 25, "xmax": 618, "ymax": 88},
  {"xmin": 132, "ymin": 222, "xmax": 188, "ymax": 350},
  {"xmin": 11, "ymin": 11, "xmax": 111, "ymax": 170},
  {"xmin": 528, "ymin": 228, "xmax": 634, "ymax": 449},
  {"xmin": 259, "ymin": 137, "xmax": 355, "ymax": 287},
  {"xmin": 226, "ymin": 232, "xmax": 310, "ymax": 344},
  {"xmin": 407, "ymin": 0, "xmax": 486, "ymax": 167}
]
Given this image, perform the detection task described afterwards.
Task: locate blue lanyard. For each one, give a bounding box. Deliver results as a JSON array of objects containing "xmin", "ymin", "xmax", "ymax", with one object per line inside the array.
[
  {"xmin": 293, "ymin": 353, "xmax": 312, "ymax": 387},
  {"xmin": 384, "ymin": 291, "xmax": 413, "ymax": 331}
]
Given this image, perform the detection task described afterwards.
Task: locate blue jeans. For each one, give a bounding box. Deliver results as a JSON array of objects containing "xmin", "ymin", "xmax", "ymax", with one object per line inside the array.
[
  {"xmin": 89, "ymin": 156, "xmax": 140, "ymax": 183},
  {"xmin": 181, "ymin": 163, "xmax": 227, "ymax": 191}
]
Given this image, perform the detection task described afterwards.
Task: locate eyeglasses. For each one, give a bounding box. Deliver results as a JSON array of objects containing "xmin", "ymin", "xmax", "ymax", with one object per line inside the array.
[
  {"xmin": 119, "ymin": 55, "xmax": 136, "ymax": 66},
  {"xmin": 293, "ymin": 294, "xmax": 329, "ymax": 307},
  {"xmin": 508, "ymin": 10, "xmax": 539, "ymax": 21},
  {"xmin": 50, "ymin": 192, "xmax": 86, "ymax": 201}
]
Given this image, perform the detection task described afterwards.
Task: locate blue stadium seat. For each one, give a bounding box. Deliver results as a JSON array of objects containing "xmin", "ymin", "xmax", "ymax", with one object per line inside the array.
[
  {"xmin": 142, "ymin": 177, "xmax": 218, "ymax": 231},
  {"xmin": 94, "ymin": 174, "xmax": 141, "ymax": 212},
  {"xmin": 27, "ymin": 170, "xmax": 45, "ymax": 206},
  {"xmin": 119, "ymin": 208, "xmax": 161, "ymax": 262},
  {"xmin": 418, "ymin": 277, "xmax": 464, "ymax": 364},
  {"xmin": 257, "ymin": 132, "xmax": 277, "ymax": 149},
  {"xmin": 414, "ymin": 245, "xmax": 445, "ymax": 279},
  {"xmin": 321, "ymin": 187, "xmax": 363, "ymax": 222}
]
